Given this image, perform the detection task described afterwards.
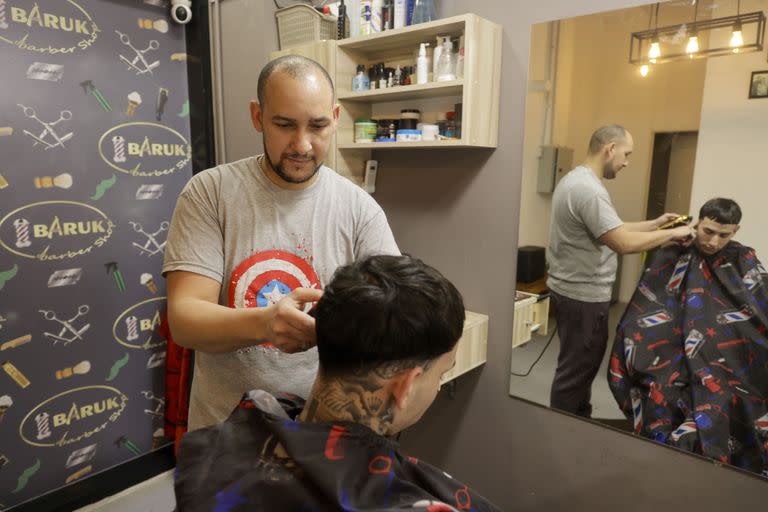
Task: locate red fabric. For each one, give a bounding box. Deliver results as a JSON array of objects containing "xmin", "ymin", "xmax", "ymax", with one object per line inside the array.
[{"xmin": 161, "ymin": 311, "xmax": 192, "ymax": 456}]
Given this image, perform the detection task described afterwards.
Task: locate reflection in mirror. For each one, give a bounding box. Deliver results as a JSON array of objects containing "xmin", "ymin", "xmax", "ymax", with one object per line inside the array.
[{"xmin": 510, "ymin": 0, "xmax": 768, "ymax": 478}]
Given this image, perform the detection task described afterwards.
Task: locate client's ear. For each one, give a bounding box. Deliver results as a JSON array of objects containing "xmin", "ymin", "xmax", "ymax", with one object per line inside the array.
[{"xmin": 391, "ymin": 366, "xmax": 424, "ymax": 411}]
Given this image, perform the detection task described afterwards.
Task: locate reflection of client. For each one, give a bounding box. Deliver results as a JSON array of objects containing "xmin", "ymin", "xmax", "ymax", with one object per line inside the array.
[
  {"xmin": 174, "ymin": 255, "xmax": 501, "ymax": 511},
  {"xmin": 608, "ymin": 199, "xmax": 768, "ymax": 475},
  {"xmin": 547, "ymin": 124, "xmax": 694, "ymax": 418}
]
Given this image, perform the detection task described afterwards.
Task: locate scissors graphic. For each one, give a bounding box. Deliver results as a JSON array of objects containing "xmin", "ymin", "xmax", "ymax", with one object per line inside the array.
[
  {"xmin": 18, "ymin": 104, "xmax": 73, "ymax": 150},
  {"xmin": 116, "ymin": 30, "xmax": 160, "ymax": 75},
  {"xmin": 39, "ymin": 305, "xmax": 90, "ymax": 345},
  {"xmin": 129, "ymin": 221, "xmax": 169, "ymax": 256}
]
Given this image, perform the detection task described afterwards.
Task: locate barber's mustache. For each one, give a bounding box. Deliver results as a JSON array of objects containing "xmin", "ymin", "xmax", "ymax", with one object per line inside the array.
[{"xmin": 283, "ymin": 153, "xmax": 316, "ymax": 161}]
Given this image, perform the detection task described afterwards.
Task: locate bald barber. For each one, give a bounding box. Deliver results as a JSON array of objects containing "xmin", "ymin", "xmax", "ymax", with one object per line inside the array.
[
  {"xmin": 547, "ymin": 124, "xmax": 694, "ymax": 417},
  {"xmin": 163, "ymin": 55, "xmax": 399, "ymax": 429}
]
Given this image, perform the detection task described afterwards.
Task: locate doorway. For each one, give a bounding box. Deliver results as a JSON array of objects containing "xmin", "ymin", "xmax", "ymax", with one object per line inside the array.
[{"xmin": 646, "ymin": 131, "xmax": 699, "ymax": 220}]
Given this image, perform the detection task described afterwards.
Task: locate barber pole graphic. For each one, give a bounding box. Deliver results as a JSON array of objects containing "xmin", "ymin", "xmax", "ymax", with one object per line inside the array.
[
  {"xmin": 666, "ymin": 254, "xmax": 691, "ymax": 294},
  {"xmin": 756, "ymin": 412, "xmax": 768, "ymax": 434},
  {"xmin": 638, "ymin": 281, "xmax": 659, "ymax": 303},
  {"xmin": 125, "ymin": 315, "xmax": 139, "ymax": 341},
  {"xmin": 34, "ymin": 412, "xmax": 51, "ymax": 440},
  {"xmin": 0, "ymin": 0, "xmax": 8, "ymax": 30},
  {"xmin": 684, "ymin": 329, "xmax": 705, "ymax": 359},
  {"xmin": 743, "ymin": 268, "xmax": 762, "ymax": 291},
  {"xmin": 112, "ymin": 135, "xmax": 126, "ymax": 163},
  {"xmin": 623, "ymin": 337, "xmax": 636, "ymax": 373},
  {"xmin": 630, "ymin": 388, "xmax": 643, "ymax": 434},
  {"xmin": 670, "ymin": 420, "xmax": 697, "ymax": 442},
  {"xmin": 636, "ymin": 309, "xmax": 672, "ymax": 329},
  {"xmin": 13, "ymin": 218, "xmax": 32, "ymax": 248},
  {"xmin": 716, "ymin": 306, "xmax": 753, "ymax": 325}
]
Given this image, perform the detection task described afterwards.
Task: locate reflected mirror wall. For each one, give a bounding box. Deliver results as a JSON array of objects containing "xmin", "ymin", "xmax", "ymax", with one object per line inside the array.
[{"xmin": 509, "ymin": 0, "xmax": 768, "ymax": 479}]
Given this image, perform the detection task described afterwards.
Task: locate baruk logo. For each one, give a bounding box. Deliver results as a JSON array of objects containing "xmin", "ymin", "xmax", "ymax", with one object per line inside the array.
[
  {"xmin": 99, "ymin": 122, "xmax": 191, "ymax": 177},
  {"xmin": 113, "ymin": 297, "xmax": 167, "ymax": 349},
  {"xmin": 0, "ymin": 0, "xmax": 100, "ymax": 55},
  {"xmin": 0, "ymin": 201, "xmax": 114, "ymax": 260},
  {"xmin": 20, "ymin": 385, "xmax": 128, "ymax": 447}
]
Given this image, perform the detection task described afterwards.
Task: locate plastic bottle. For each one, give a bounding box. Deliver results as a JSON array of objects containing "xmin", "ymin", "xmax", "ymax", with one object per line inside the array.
[
  {"xmin": 416, "ymin": 42, "xmax": 429, "ymax": 84},
  {"xmin": 394, "ymin": 65, "xmax": 402, "ymax": 86},
  {"xmin": 394, "ymin": 0, "xmax": 406, "ymax": 28},
  {"xmin": 456, "ymin": 35, "xmax": 465, "ymax": 79},
  {"xmin": 360, "ymin": 0, "xmax": 372, "ymax": 36},
  {"xmin": 352, "ymin": 64, "xmax": 370, "ymax": 91},
  {"xmin": 411, "ymin": 0, "xmax": 436, "ymax": 24},
  {"xmin": 436, "ymin": 38, "xmax": 456, "ymax": 81},
  {"xmin": 382, "ymin": 0, "xmax": 393, "ymax": 30},
  {"xmin": 337, "ymin": 0, "xmax": 348, "ymax": 40},
  {"xmin": 371, "ymin": 0, "xmax": 383, "ymax": 32},
  {"xmin": 433, "ymin": 35, "xmax": 449, "ymax": 80}
]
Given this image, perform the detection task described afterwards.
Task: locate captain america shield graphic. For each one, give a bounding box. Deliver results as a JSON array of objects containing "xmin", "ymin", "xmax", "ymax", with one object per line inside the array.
[{"xmin": 228, "ymin": 250, "xmax": 320, "ymax": 310}]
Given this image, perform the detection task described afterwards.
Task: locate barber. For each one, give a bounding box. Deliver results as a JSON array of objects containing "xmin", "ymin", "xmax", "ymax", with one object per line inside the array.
[{"xmin": 546, "ymin": 124, "xmax": 694, "ymax": 418}]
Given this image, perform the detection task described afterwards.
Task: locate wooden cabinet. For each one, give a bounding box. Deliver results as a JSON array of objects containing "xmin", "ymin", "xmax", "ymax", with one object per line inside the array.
[
  {"xmin": 441, "ymin": 310, "xmax": 489, "ymax": 385},
  {"xmin": 335, "ymin": 14, "xmax": 502, "ymax": 182},
  {"xmin": 271, "ymin": 14, "xmax": 503, "ymax": 184}
]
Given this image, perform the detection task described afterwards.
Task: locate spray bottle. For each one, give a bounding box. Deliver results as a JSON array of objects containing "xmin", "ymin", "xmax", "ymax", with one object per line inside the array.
[{"xmin": 416, "ymin": 42, "xmax": 429, "ymax": 84}]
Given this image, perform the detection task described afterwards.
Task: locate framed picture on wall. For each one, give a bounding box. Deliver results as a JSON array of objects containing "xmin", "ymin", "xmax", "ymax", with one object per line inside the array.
[{"xmin": 748, "ymin": 70, "xmax": 768, "ymax": 98}]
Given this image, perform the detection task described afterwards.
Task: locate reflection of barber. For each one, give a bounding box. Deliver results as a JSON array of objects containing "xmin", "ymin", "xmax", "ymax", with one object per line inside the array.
[{"xmin": 546, "ymin": 124, "xmax": 694, "ymax": 418}]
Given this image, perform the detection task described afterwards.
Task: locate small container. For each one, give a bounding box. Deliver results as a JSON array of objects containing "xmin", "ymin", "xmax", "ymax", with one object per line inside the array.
[
  {"xmin": 436, "ymin": 114, "xmax": 447, "ymax": 136},
  {"xmin": 454, "ymin": 102, "xmax": 462, "ymax": 138},
  {"xmin": 444, "ymin": 111, "xmax": 456, "ymax": 138},
  {"xmin": 354, "ymin": 118, "xmax": 378, "ymax": 143},
  {"xmin": 418, "ymin": 123, "xmax": 439, "ymax": 141},
  {"xmin": 396, "ymin": 129, "xmax": 422, "ymax": 142},
  {"xmin": 400, "ymin": 108, "xmax": 421, "ymax": 130},
  {"xmin": 377, "ymin": 118, "xmax": 398, "ymax": 139}
]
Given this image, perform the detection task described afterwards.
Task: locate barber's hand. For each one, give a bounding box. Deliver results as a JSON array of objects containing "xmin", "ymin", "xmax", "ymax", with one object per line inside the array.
[
  {"xmin": 670, "ymin": 225, "xmax": 696, "ymax": 246},
  {"xmin": 655, "ymin": 212, "xmax": 682, "ymax": 229},
  {"xmin": 265, "ymin": 288, "xmax": 323, "ymax": 353}
]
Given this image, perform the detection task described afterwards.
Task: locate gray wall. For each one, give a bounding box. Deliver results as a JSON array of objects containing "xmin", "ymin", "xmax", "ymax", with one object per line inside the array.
[{"xmin": 218, "ymin": 0, "xmax": 768, "ymax": 508}]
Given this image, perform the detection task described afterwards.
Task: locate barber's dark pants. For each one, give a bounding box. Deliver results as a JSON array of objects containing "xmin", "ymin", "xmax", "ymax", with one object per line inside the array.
[{"xmin": 549, "ymin": 291, "xmax": 610, "ymax": 418}]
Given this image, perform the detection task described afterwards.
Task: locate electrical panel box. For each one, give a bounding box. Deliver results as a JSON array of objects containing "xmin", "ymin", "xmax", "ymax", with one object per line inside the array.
[{"xmin": 537, "ymin": 145, "xmax": 573, "ymax": 193}]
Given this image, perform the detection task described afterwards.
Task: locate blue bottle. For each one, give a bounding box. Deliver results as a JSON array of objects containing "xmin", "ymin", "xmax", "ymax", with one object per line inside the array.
[
  {"xmin": 411, "ymin": 0, "xmax": 436, "ymax": 24},
  {"xmin": 352, "ymin": 64, "xmax": 371, "ymax": 92}
]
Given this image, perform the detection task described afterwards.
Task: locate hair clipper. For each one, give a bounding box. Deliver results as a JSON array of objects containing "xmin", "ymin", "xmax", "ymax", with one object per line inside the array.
[{"xmin": 658, "ymin": 214, "xmax": 692, "ymax": 230}]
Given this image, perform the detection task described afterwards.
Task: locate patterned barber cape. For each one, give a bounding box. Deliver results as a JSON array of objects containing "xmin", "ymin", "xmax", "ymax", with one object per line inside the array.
[
  {"xmin": 608, "ymin": 242, "xmax": 768, "ymax": 476},
  {"xmin": 175, "ymin": 390, "xmax": 502, "ymax": 511}
]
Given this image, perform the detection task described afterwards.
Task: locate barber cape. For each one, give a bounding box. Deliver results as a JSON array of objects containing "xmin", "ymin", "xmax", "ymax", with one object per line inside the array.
[
  {"xmin": 174, "ymin": 390, "xmax": 501, "ymax": 511},
  {"xmin": 608, "ymin": 242, "xmax": 768, "ymax": 476}
]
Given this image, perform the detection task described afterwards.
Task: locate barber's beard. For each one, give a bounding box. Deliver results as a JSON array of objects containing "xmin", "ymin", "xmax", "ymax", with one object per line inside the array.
[
  {"xmin": 602, "ymin": 161, "xmax": 617, "ymax": 180},
  {"xmin": 264, "ymin": 150, "xmax": 322, "ymax": 184}
]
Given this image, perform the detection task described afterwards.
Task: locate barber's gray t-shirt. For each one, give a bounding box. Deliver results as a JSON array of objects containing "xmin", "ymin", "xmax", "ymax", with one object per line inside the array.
[
  {"xmin": 546, "ymin": 166, "xmax": 623, "ymax": 302},
  {"xmin": 162, "ymin": 156, "xmax": 399, "ymax": 429}
]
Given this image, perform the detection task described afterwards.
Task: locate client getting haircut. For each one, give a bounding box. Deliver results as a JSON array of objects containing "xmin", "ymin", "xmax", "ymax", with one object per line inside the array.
[
  {"xmin": 316, "ymin": 254, "xmax": 465, "ymax": 374},
  {"xmin": 699, "ymin": 197, "xmax": 742, "ymax": 224}
]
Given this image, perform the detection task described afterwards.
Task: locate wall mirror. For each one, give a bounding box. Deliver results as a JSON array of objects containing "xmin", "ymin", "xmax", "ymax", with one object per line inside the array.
[{"xmin": 509, "ymin": 0, "xmax": 768, "ymax": 479}]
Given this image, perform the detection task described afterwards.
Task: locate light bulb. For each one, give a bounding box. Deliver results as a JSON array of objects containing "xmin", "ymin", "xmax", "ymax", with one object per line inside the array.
[
  {"xmin": 730, "ymin": 29, "xmax": 744, "ymax": 52},
  {"xmin": 640, "ymin": 64, "xmax": 650, "ymax": 77},
  {"xmin": 648, "ymin": 41, "xmax": 661, "ymax": 63},
  {"xmin": 686, "ymin": 35, "xmax": 699, "ymax": 56}
]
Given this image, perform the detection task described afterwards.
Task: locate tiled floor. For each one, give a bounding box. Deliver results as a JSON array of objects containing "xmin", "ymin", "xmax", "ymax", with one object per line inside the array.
[{"xmin": 508, "ymin": 302, "xmax": 627, "ymax": 421}]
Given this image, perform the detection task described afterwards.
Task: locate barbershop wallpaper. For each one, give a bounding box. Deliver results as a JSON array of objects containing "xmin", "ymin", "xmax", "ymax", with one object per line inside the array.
[{"xmin": 0, "ymin": 0, "xmax": 192, "ymax": 507}]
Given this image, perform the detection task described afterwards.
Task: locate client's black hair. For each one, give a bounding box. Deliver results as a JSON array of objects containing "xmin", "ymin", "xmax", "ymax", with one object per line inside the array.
[
  {"xmin": 315, "ymin": 255, "xmax": 465, "ymax": 375},
  {"xmin": 699, "ymin": 198, "xmax": 742, "ymax": 225}
]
